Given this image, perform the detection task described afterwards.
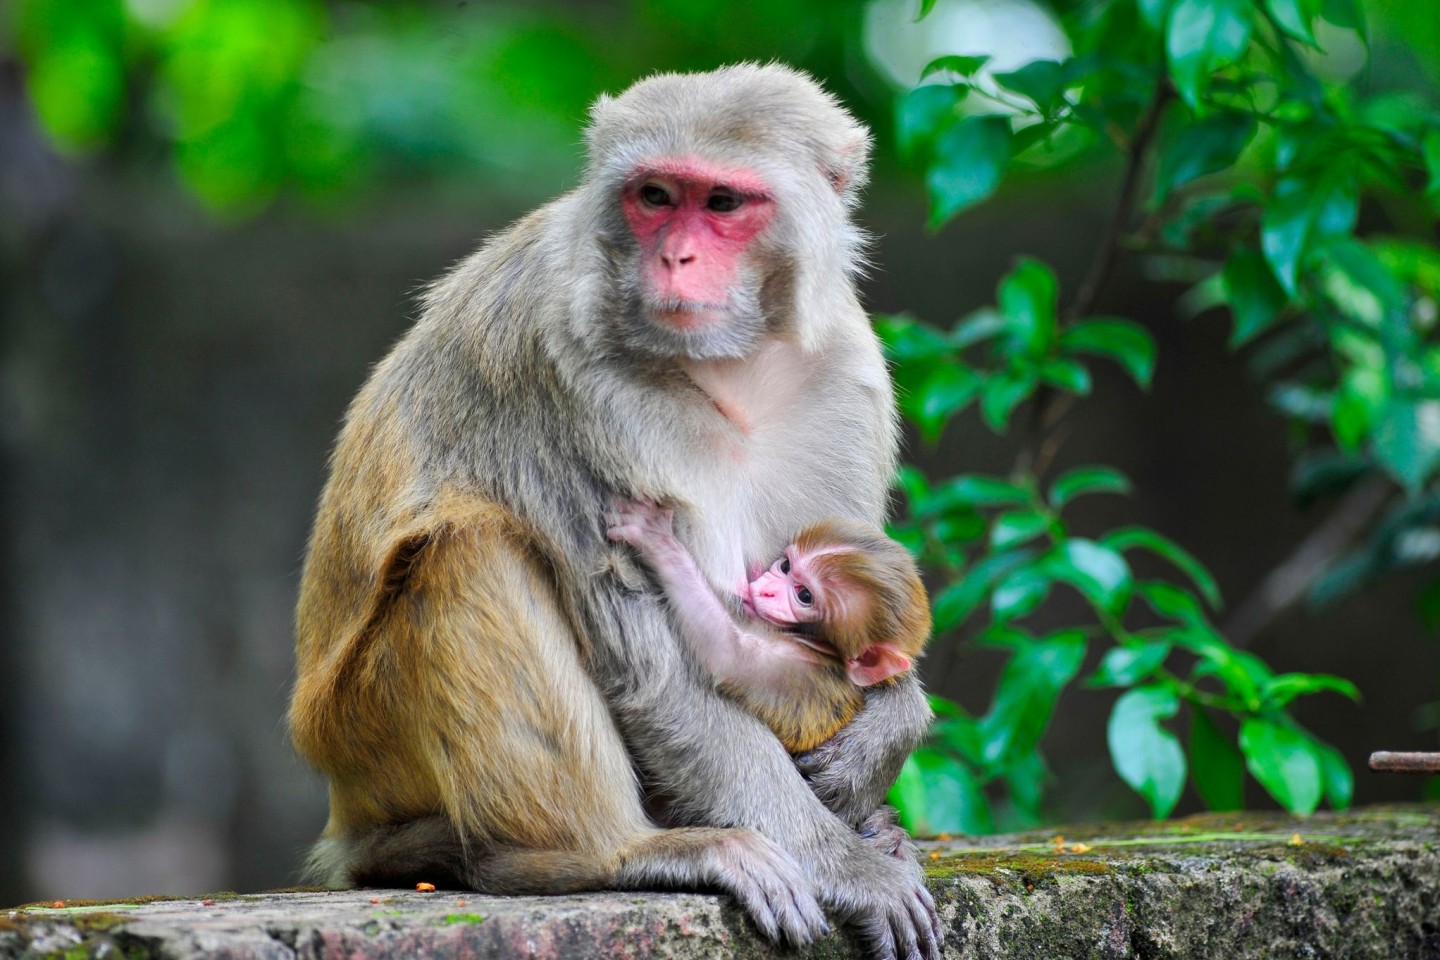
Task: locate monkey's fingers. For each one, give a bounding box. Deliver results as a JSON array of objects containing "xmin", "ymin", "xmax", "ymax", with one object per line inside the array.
[
  {"xmin": 856, "ymin": 909, "xmax": 902, "ymax": 960},
  {"xmin": 890, "ymin": 903, "xmax": 924, "ymax": 960},
  {"xmin": 605, "ymin": 520, "xmax": 639, "ymax": 544},
  {"xmin": 716, "ymin": 832, "xmax": 828, "ymax": 947},
  {"xmin": 736, "ymin": 853, "xmax": 829, "ymax": 947},
  {"xmin": 907, "ymin": 883, "xmax": 941, "ymax": 960}
]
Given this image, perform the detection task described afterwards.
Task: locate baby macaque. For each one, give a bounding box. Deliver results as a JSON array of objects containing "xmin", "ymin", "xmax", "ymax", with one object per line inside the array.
[{"xmin": 607, "ymin": 499, "xmax": 931, "ymax": 754}]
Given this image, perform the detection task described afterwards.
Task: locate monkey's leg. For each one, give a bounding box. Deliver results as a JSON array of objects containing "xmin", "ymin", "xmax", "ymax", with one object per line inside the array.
[
  {"xmin": 587, "ymin": 591, "xmax": 941, "ymax": 960},
  {"xmin": 341, "ymin": 814, "xmax": 825, "ymax": 945},
  {"xmin": 297, "ymin": 514, "xmax": 825, "ymax": 945}
]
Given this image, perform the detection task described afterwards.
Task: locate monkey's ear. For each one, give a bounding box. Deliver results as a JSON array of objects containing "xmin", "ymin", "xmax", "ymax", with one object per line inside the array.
[
  {"xmin": 846, "ymin": 643, "xmax": 911, "ymax": 687},
  {"xmin": 588, "ymin": 92, "xmax": 615, "ymax": 123},
  {"xmin": 825, "ymin": 132, "xmax": 872, "ymax": 200}
]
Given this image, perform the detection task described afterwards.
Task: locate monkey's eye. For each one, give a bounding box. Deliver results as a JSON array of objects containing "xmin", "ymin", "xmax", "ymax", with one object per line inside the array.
[
  {"xmin": 795, "ymin": 585, "xmax": 813, "ymax": 606},
  {"xmin": 640, "ymin": 184, "xmax": 672, "ymax": 207},
  {"xmin": 706, "ymin": 190, "xmax": 742, "ymax": 213},
  {"xmin": 779, "ymin": 557, "xmax": 791, "ymax": 574}
]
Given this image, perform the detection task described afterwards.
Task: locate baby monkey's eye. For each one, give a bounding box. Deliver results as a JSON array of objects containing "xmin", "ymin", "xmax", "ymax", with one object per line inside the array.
[
  {"xmin": 779, "ymin": 557, "xmax": 791, "ymax": 574},
  {"xmin": 795, "ymin": 585, "xmax": 813, "ymax": 606},
  {"xmin": 640, "ymin": 184, "xmax": 672, "ymax": 206}
]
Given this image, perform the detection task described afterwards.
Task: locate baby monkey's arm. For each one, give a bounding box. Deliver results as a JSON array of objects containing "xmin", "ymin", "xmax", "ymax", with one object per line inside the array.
[{"xmin": 607, "ymin": 499, "xmax": 798, "ymax": 690}]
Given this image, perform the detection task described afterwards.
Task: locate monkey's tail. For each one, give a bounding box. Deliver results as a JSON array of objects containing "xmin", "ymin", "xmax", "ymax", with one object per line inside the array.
[{"xmin": 308, "ymin": 816, "xmax": 469, "ymax": 890}]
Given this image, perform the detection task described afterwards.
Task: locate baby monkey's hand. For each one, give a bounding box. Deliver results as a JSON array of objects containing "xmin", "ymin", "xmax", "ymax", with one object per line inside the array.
[{"xmin": 606, "ymin": 497, "xmax": 680, "ymax": 563}]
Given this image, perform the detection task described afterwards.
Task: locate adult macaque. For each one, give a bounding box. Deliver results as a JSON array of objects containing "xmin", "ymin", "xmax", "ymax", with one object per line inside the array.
[
  {"xmin": 289, "ymin": 65, "xmax": 938, "ymax": 960},
  {"xmin": 607, "ymin": 499, "xmax": 931, "ymax": 753}
]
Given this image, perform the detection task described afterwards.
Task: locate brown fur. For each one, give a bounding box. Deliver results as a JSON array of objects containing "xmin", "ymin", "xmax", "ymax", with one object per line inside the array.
[
  {"xmin": 732, "ymin": 520, "xmax": 930, "ymax": 754},
  {"xmin": 288, "ymin": 63, "xmax": 939, "ymax": 959}
]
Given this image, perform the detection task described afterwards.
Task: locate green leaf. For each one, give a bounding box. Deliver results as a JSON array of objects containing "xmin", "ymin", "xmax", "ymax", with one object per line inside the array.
[
  {"xmin": 1318, "ymin": 0, "xmax": 1365, "ymax": 39},
  {"xmin": 920, "ymin": 55, "xmax": 992, "ymax": 81},
  {"xmin": 1239, "ymin": 717, "xmax": 1322, "ymax": 815},
  {"xmin": 997, "ymin": 258, "xmax": 1060, "ymax": 357},
  {"xmin": 1268, "ymin": 383, "xmax": 1332, "ymax": 423},
  {"xmin": 1166, "ymin": 0, "xmax": 1255, "ymax": 110},
  {"xmin": 1049, "ymin": 466, "xmax": 1132, "ymax": 510},
  {"xmin": 950, "ymin": 307, "xmax": 1009, "ymax": 349},
  {"xmin": 1265, "ymin": 0, "xmax": 1320, "ymax": 46},
  {"xmin": 1089, "ymin": 641, "xmax": 1172, "ymax": 687},
  {"xmin": 896, "ymin": 84, "xmax": 964, "ymax": 160},
  {"xmin": 876, "ymin": 314, "xmax": 953, "ymax": 362},
  {"xmin": 895, "ymin": 464, "xmax": 931, "ymax": 509},
  {"xmin": 926, "ymin": 115, "xmax": 1012, "ymax": 229},
  {"xmin": 1001, "ymin": 751, "xmax": 1050, "ymax": 825},
  {"xmin": 1372, "ymin": 399, "xmax": 1440, "ymax": 494},
  {"xmin": 915, "ymin": 0, "xmax": 939, "ymax": 21},
  {"xmin": 1261, "ymin": 176, "xmax": 1358, "ymax": 296},
  {"xmin": 889, "ymin": 748, "xmax": 994, "ymax": 835},
  {"xmin": 992, "ymin": 569, "xmax": 1051, "ymax": 621},
  {"xmin": 1418, "ymin": 579, "xmax": 1440, "ymax": 630},
  {"xmin": 1108, "ymin": 685, "xmax": 1187, "ymax": 818},
  {"xmin": 1221, "ymin": 249, "xmax": 1289, "ymax": 346},
  {"xmin": 1155, "ymin": 111, "xmax": 1257, "ymax": 201},
  {"xmin": 1136, "ymin": 581, "xmax": 1209, "ymax": 626},
  {"xmin": 1423, "ymin": 129, "xmax": 1440, "ymax": 201},
  {"xmin": 1189, "ymin": 707, "xmax": 1245, "ymax": 811},
  {"xmin": 1289, "ymin": 451, "xmax": 1368, "ymax": 507},
  {"xmin": 980, "ymin": 369, "xmax": 1039, "ymax": 433},
  {"xmin": 930, "ymin": 699, "xmax": 984, "ymax": 760},
  {"xmin": 992, "ymin": 59, "xmax": 1069, "ymax": 116},
  {"xmin": 911, "ymin": 363, "xmax": 983, "ymax": 442},
  {"xmin": 1038, "ymin": 359, "xmax": 1092, "ymax": 394},
  {"xmin": 887, "ymin": 522, "xmax": 926, "ymax": 558},
  {"xmin": 980, "ymin": 631, "xmax": 1087, "ymax": 767},
  {"xmin": 1325, "ymin": 238, "xmax": 1407, "ymax": 324},
  {"xmin": 1138, "ymin": 0, "xmax": 1175, "ymax": 31},
  {"xmin": 1174, "ymin": 628, "xmax": 1261, "ymax": 706},
  {"xmin": 991, "ymin": 509, "xmax": 1052, "ymax": 550},
  {"xmin": 923, "ymin": 474, "xmax": 1032, "ymax": 513},
  {"xmin": 1103, "ymin": 527, "xmax": 1222, "ymax": 608},
  {"xmin": 931, "ymin": 548, "xmax": 1037, "ymax": 633},
  {"xmin": 930, "ymin": 512, "xmax": 987, "ymax": 547},
  {"xmin": 1260, "ymin": 673, "xmax": 1361, "ymax": 708},
  {"xmin": 1059, "ymin": 319, "xmax": 1156, "ymax": 388},
  {"xmin": 1314, "ymin": 739, "xmax": 1353, "ymax": 811},
  {"xmin": 1041, "ymin": 539, "xmax": 1134, "ymax": 617}
]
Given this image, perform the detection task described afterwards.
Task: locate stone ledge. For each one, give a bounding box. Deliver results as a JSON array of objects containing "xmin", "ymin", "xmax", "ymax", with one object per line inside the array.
[{"xmin": 4, "ymin": 805, "xmax": 1438, "ymax": 959}]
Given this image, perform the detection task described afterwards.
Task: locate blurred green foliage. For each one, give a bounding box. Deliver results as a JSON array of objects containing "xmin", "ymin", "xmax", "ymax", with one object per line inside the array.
[
  {"xmin": 7, "ymin": 0, "xmax": 859, "ymax": 213},
  {"xmin": 884, "ymin": 0, "xmax": 1438, "ymax": 832},
  {"xmin": 8, "ymin": 0, "xmax": 1440, "ymax": 833}
]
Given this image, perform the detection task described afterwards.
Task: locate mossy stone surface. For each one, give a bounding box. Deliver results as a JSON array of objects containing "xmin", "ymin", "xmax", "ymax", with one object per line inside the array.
[{"xmin": 3, "ymin": 804, "xmax": 1438, "ymax": 959}]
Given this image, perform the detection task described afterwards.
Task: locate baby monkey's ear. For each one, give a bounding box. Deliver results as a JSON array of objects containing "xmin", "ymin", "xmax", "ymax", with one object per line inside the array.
[{"xmin": 846, "ymin": 643, "xmax": 912, "ymax": 687}]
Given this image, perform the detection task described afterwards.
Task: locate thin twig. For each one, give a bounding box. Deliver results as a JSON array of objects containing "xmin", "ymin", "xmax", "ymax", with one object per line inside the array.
[
  {"xmin": 1015, "ymin": 80, "xmax": 1174, "ymax": 479},
  {"xmin": 1067, "ymin": 81, "xmax": 1174, "ymax": 324},
  {"xmin": 1369, "ymin": 751, "xmax": 1440, "ymax": 774},
  {"xmin": 1220, "ymin": 476, "xmax": 1393, "ymax": 648}
]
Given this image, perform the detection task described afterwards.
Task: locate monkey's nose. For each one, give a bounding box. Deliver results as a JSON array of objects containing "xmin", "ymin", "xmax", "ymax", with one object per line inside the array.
[{"xmin": 661, "ymin": 252, "xmax": 697, "ymax": 269}]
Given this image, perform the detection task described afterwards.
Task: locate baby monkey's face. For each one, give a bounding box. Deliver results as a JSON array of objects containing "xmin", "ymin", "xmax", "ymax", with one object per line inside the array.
[{"xmin": 744, "ymin": 546, "xmax": 825, "ymax": 628}]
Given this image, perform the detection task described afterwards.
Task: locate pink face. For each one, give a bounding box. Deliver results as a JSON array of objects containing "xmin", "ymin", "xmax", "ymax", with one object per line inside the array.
[
  {"xmin": 620, "ymin": 157, "xmax": 776, "ymax": 330},
  {"xmin": 744, "ymin": 546, "xmax": 822, "ymax": 627}
]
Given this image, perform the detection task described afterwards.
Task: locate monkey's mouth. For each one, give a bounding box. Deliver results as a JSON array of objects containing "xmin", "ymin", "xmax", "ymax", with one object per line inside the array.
[{"xmin": 649, "ymin": 301, "xmax": 729, "ymax": 330}]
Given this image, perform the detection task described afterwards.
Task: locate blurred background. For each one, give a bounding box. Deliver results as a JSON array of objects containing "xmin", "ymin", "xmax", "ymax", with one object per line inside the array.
[{"xmin": 2, "ymin": 0, "xmax": 1437, "ymax": 905}]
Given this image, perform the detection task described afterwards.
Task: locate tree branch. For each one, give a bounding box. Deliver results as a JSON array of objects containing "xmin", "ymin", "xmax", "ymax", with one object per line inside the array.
[
  {"xmin": 1220, "ymin": 476, "xmax": 1393, "ymax": 648},
  {"xmin": 1016, "ymin": 80, "xmax": 1174, "ymax": 479}
]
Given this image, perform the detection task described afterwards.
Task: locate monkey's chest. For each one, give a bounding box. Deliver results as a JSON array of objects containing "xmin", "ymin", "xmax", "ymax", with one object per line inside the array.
[{"xmin": 675, "ymin": 345, "xmax": 886, "ymax": 571}]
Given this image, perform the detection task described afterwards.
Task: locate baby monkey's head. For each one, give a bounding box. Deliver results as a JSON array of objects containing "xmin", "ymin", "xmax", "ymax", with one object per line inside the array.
[{"xmin": 746, "ymin": 518, "xmax": 931, "ymax": 687}]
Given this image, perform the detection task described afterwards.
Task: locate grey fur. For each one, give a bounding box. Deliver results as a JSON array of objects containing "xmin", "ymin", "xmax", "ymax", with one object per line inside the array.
[{"xmin": 298, "ymin": 64, "xmax": 938, "ymax": 960}]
